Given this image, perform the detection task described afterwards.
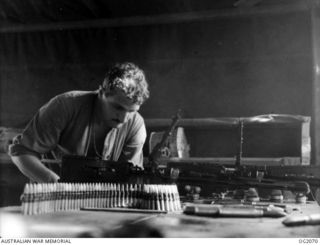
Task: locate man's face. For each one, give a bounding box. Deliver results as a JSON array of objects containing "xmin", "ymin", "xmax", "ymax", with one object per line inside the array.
[{"xmin": 99, "ymin": 90, "xmax": 141, "ymax": 128}]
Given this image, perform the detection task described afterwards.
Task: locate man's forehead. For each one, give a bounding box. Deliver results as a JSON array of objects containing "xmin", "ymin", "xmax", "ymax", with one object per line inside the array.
[{"xmin": 108, "ymin": 91, "xmax": 140, "ymax": 110}]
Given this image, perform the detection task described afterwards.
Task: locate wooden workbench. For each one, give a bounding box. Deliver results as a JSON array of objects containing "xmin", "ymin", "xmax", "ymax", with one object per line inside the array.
[{"xmin": 0, "ymin": 202, "xmax": 319, "ymax": 238}]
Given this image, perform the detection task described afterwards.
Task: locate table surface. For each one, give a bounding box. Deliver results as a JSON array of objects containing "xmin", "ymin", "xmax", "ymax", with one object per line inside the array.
[{"xmin": 1, "ymin": 202, "xmax": 319, "ymax": 238}]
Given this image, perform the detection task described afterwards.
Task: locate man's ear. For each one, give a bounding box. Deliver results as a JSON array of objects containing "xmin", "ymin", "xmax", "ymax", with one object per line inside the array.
[
  {"xmin": 99, "ymin": 84, "xmax": 109, "ymax": 92},
  {"xmin": 98, "ymin": 85, "xmax": 103, "ymax": 95},
  {"xmin": 98, "ymin": 85, "xmax": 106, "ymax": 99}
]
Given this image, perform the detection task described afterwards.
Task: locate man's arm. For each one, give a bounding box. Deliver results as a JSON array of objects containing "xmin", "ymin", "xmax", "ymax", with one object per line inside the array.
[
  {"xmin": 11, "ymin": 154, "xmax": 60, "ymax": 183},
  {"xmin": 9, "ymin": 94, "xmax": 71, "ymax": 182},
  {"xmin": 118, "ymin": 115, "xmax": 147, "ymax": 168}
]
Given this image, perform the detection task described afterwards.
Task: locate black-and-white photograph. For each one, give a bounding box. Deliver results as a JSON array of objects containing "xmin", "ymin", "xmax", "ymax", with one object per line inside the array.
[{"xmin": 0, "ymin": 0, "xmax": 319, "ymax": 241}]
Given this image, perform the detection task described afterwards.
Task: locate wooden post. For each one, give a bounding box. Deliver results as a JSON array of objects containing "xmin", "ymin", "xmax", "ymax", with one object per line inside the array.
[{"xmin": 301, "ymin": 118, "xmax": 311, "ymax": 165}]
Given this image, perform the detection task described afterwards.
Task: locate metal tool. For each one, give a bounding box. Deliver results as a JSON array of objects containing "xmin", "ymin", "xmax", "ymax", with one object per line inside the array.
[
  {"xmin": 183, "ymin": 203, "xmax": 287, "ymax": 218},
  {"xmin": 282, "ymin": 214, "xmax": 320, "ymax": 226}
]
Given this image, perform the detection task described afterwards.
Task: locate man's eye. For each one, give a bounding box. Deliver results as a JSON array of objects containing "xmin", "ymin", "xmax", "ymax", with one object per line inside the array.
[{"xmin": 114, "ymin": 105, "xmax": 125, "ymax": 111}]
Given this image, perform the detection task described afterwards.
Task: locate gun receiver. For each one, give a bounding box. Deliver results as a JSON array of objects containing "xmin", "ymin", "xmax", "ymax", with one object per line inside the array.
[{"xmin": 61, "ymin": 155, "xmax": 144, "ymax": 183}]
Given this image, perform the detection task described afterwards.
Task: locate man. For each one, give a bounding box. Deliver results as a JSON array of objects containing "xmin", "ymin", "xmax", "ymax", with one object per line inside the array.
[{"xmin": 9, "ymin": 62, "xmax": 150, "ymax": 183}]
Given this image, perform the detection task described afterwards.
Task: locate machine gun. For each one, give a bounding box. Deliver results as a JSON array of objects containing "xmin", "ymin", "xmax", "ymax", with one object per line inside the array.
[
  {"xmin": 59, "ymin": 155, "xmax": 311, "ymax": 199},
  {"xmin": 60, "ymin": 116, "xmax": 313, "ymax": 200},
  {"xmin": 156, "ymin": 118, "xmax": 311, "ymax": 200},
  {"xmin": 163, "ymin": 160, "xmax": 311, "ymax": 197}
]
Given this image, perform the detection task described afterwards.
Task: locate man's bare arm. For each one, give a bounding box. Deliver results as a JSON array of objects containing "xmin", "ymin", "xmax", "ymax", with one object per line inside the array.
[{"xmin": 11, "ymin": 155, "xmax": 60, "ymax": 183}]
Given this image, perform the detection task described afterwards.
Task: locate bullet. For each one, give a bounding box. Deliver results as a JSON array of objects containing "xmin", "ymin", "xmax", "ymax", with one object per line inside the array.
[
  {"xmin": 106, "ymin": 183, "xmax": 111, "ymax": 208},
  {"xmin": 123, "ymin": 184, "xmax": 128, "ymax": 208},
  {"xmin": 144, "ymin": 185, "xmax": 150, "ymax": 210},
  {"xmin": 52, "ymin": 183, "xmax": 57, "ymax": 212},
  {"xmin": 128, "ymin": 184, "xmax": 133, "ymax": 208},
  {"xmin": 116, "ymin": 183, "xmax": 121, "ymax": 207},
  {"xmin": 110, "ymin": 183, "xmax": 114, "ymax": 207},
  {"xmin": 120, "ymin": 184, "xmax": 125, "ymax": 207},
  {"xmin": 172, "ymin": 185, "xmax": 181, "ymax": 211},
  {"xmin": 89, "ymin": 183, "xmax": 94, "ymax": 208},
  {"xmin": 95, "ymin": 183, "xmax": 100, "ymax": 208},
  {"xmin": 84, "ymin": 183, "xmax": 88, "ymax": 208},
  {"xmin": 69, "ymin": 183, "xmax": 74, "ymax": 209},
  {"xmin": 102, "ymin": 183, "xmax": 106, "ymax": 208},
  {"xmin": 155, "ymin": 186, "xmax": 160, "ymax": 211},
  {"xmin": 75, "ymin": 183, "xmax": 80, "ymax": 210},
  {"xmin": 79, "ymin": 183, "xmax": 84, "ymax": 209},
  {"xmin": 167, "ymin": 186, "xmax": 175, "ymax": 212},
  {"xmin": 151, "ymin": 185, "xmax": 156, "ymax": 210},
  {"xmin": 21, "ymin": 183, "xmax": 30, "ymax": 215},
  {"xmin": 29, "ymin": 183, "xmax": 35, "ymax": 215},
  {"xmin": 35, "ymin": 183, "xmax": 41, "ymax": 215},
  {"xmin": 137, "ymin": 184, "xmax": 142, "ymax": 208},
  {"xmin": 132, "ymin": 184, "xmax": 138, "ymax": 208},
  {"xmin": 160, "ymin": 186, "xmax": 165, "ymax": 211}
]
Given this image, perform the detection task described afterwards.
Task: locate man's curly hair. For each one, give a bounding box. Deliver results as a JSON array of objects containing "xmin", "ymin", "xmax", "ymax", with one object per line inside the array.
[{"xmin": 102, "ymin": 62, "xmax": 150, "ymax": 105}]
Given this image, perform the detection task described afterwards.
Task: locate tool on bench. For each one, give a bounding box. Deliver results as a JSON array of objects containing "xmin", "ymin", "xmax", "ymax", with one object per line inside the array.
[{"xmin": 183, "ymin": 203, "xmax": 287, "ymax": 218}]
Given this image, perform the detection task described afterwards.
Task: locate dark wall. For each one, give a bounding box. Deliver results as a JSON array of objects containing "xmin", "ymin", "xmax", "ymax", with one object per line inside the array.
[
  {"xmin": 144, "ymin": 13, "xmax": 313, "ymax": 119},
  {"xmin": 0, "ymin": 10, "xmax": 314, "ymax": 161},
  {"xmin": 0, "ymin": 10, "xmax": 313, "ymax": 127}
]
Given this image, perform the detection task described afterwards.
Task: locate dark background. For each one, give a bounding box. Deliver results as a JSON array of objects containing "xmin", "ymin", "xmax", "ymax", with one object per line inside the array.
[
  {"xmin": 0, "ymin": 0, "xmax": 319, "ymax": 159},
  {"xmin": 0, "ymin": 1, "xmax": 314, "ymax": 125},
  {"xmin": 1, "ymin": 0, "xmax": 320, "ymax": 207}
]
